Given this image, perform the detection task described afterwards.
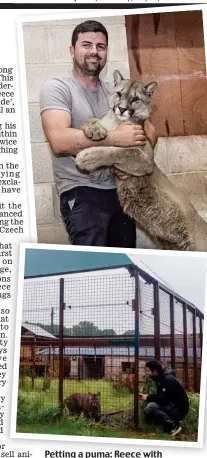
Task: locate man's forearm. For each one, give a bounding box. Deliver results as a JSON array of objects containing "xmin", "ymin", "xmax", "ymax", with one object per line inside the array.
[
  {"xmin": 48, "ymin": 127, "xmax": 112, "ymax": 156},
  {"xmin": 147, "ymin": 393, "xmax": 166, "ymax": 404}
]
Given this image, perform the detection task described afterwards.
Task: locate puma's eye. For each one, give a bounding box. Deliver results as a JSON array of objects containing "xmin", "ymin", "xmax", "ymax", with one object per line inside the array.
[
  {"xmin": 116, "ymin": 92, "xmax": 122, "ymax": 97},
  {"xmin": 132, "ymin": 97, "xmax": 140, "ymax": 103}
]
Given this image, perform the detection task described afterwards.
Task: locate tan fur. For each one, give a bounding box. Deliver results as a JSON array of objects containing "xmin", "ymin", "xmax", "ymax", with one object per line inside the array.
[
  {"xmin": 76, "ymin": 70, "xmax": 207, "ymax": 251},
  {"xmin": 64, "ymin": 392, "xmax": 101, "ymax": 422}
]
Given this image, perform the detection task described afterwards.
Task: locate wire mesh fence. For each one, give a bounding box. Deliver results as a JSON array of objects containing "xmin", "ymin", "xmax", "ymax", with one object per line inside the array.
[
  {"xmin": 19, "ymin": 264, "xmax": 204, "ymax": 428},
  {"xmin": 63, "ymin": 272, "xmax": 135, "ymax": 337},
  {"xmin": 62, "ymin": 271, "xmax": 135, "ymax": 422}
]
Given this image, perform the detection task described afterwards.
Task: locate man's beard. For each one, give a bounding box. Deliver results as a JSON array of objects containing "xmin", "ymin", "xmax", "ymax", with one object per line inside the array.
[{"xmin": 74, "ymin": 55, "xmax": 103, "ymax": 76}]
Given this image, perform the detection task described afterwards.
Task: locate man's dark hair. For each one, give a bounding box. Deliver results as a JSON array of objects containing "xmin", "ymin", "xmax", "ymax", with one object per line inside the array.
[
  {"xmin": 145, "ymin": 359, "xmax": 163, "ymax": 374},
  {"xmin": 71, "ymin": 20, "xmax": 108, "ymax": 47}
]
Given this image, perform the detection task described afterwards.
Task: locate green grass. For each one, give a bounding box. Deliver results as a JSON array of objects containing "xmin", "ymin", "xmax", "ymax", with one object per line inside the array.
[
  {"xmin": 18, "ymin": 377, "xmax": 133, "ymax": 414},
  {"xmin": 17, "ymin": 378, "xmax": 199, "ymax": 442},
  {"xmin": 16, "ymin": 419, "xmax": 197, "ymax": 442}
]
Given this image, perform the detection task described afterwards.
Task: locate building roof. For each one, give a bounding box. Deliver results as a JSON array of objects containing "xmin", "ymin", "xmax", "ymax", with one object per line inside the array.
[
  {"xmin": 22, "ymin": 323, "xmax": 57, "ymax": 340},
  {"xmin": 24, "ymin": 249, "xmax": 132, "ymax": 278}
]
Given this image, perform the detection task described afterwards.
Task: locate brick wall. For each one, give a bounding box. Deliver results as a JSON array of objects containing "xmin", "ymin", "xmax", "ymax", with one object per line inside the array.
[{"xmin": 23, "ymin": 16, "xmax": 207, "ymax": 248}]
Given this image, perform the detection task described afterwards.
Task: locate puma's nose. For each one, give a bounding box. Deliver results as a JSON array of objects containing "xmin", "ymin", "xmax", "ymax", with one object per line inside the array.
[{"xmin": 119, "ymin": 107, "xmax": 127, "ymax": 115}]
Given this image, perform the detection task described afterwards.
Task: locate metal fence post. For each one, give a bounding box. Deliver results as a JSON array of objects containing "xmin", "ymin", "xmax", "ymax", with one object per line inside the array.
[
  {"xmin": 200, "ymin": 316, "xmax": 203, "ymax": 361},
  {"xmin": 32, "ymin": 340, "xmax": 36, "ymax": 390},
  {"xmin": 183, "ymin": 303, "xmax": 189, "ymax": 390},
  {"xmin": 170, "ymin": 294, "xmax": 175, "ymax": 370},
  {"xmin": 59, "ymin": 278, "xmax": 65, "ymax": 413},
  {"xmin": 192, "ymin": 309, "xmax": 197, "ymax": 392},
  {"xmin": 132, "ymin": 267, "xmax": 140, "ymax": 429},
  {"xmin": 154, "ymin": 281, "xmax": 161, "ymax": 361}
]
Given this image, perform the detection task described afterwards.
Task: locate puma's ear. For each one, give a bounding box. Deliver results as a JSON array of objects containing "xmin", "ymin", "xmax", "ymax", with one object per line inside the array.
[
  {"xmin": 113, "ymin": 70, "xmax": 124, "ymax": 86},
  {"xmin": 145, "ymin": 81, "xmax": 158, "ymax": 96}
]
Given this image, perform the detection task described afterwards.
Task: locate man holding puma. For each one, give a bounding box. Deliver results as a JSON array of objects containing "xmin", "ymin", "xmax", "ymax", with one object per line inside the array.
[{"xmin": 40, "ymin": 20, "xmax": 157, "ymax": 247}]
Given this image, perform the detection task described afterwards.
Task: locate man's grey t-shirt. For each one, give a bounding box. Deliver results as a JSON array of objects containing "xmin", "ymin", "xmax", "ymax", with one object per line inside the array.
[{"xmin": 39, "ymin": 75, "xmax": 116, "ymax": 196}]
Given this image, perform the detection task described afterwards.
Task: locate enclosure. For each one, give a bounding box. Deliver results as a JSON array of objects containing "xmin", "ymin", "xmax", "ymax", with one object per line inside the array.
[{"xmin": 19, "ymin": 261, "xmax": 204, "ymax": 428}]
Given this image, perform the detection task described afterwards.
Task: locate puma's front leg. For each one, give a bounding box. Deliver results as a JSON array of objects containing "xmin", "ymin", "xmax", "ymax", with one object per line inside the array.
[
  {"xmin": 76, "ymin": 144, "xmax": 154, "ymax": 176},
  {"xmin": 81, "ymin": 119, "xmax": 107, "ymax": 141},
  {"xmin": 76, "ymin": 146, "xmax": 118, "ymax": 173}
]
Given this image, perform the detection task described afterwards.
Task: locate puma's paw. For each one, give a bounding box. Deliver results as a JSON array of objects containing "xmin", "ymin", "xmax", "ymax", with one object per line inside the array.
[
  {"xmin": 76, "ymin": 149, "xmax": 100, "ymax": 173},
  {"xmin": 82, "ymin": 119, "xmax": 107, "ymax": 140}
]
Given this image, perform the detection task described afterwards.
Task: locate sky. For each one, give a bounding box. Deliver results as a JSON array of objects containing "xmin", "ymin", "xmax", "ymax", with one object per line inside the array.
[{"xmin": 129, "ymin": 251, "xmax": 207, "ymax": 312}]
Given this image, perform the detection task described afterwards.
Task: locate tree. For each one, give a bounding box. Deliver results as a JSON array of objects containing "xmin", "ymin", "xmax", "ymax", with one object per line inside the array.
[
  {"xmin": 101, "ymin": 329, "xmax": 116, "ymax": 336},
  {"xmin": 23, "ymin": 320, "xmax": 117, "ymax": 337},
  {"xmin": 70, "ymin": 321, "xmax": 101, "ymax": 337},
  {"xmin": 123, "ymin": 330, "xmax": 134, "ymax": 336}
]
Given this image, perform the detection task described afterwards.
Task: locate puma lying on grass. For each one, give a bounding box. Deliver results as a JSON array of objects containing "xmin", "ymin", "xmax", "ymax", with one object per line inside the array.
[{"xmin": 76, "ymin": 70, "xmax": 207, "ymax": 251}]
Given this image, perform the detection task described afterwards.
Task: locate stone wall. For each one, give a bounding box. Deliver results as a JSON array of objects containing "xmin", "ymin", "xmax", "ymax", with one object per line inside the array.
[{"xmin": 23, "ymin": 16, "xmax": 207, "ymax": 247}]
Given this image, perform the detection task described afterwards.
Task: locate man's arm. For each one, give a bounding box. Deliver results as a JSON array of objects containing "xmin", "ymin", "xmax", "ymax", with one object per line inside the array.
[
  {"xmin": 41, "ymin": 110, "xmax": 102, "ymax": 155},
  {"xmin": 146, "ymin": 392, "xmax": 168, "ymax": 405},
  {"xmin": 146, "ymin": 378, "xmax": 174, "ymax": 405},
  {"xmin": 41, "ymin": 109, "xmax": 147, "ymax": 156}
]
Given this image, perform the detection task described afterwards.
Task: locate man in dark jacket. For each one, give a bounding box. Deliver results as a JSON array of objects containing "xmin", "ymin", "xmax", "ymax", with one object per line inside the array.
[{"xmin": 139, "ymin": 359, "xmax": 189, "ymax": 436}]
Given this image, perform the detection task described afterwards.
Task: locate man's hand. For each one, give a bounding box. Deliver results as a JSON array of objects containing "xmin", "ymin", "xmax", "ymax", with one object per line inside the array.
[
  {"xmin": 108, "ymin": 123, "xmax": 146, "ymax": 148},
  {"xmin": 138, "ymin": 394, "xmax": 148, "ymax": 401}
]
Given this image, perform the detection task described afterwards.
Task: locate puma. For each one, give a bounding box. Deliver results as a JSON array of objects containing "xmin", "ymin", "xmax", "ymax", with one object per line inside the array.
[
  {"xmin": 76, "ymin": 70, "xmax": 207, "ymax": 251},
  {"xmin": 64, "ymin": 392, "xmax": 101, "ymax": 422}
]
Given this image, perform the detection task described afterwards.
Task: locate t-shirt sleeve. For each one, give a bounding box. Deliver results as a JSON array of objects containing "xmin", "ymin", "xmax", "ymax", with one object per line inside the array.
[
  {"xmin": 102, "ymin": 79, "xmax": 114, "ymax": 95},
  {"xmin": 39, "ymin": 78, "xmax": 72, "ymax": 114}
]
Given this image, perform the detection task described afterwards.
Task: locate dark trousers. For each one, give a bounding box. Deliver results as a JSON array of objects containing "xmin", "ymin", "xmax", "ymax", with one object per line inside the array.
[
  {"xmin": 143, "ymin": 402, "xmax": 185, "ymax": 433},
  {"xmin": 60, "ymin": 186, "xmax": 136, "ymax": 247}
]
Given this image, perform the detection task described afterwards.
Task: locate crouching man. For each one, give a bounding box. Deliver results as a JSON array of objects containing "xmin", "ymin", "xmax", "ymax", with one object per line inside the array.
[{"xmin": 139, "ymin": 359, "xmax": 189, "ymax": 437}]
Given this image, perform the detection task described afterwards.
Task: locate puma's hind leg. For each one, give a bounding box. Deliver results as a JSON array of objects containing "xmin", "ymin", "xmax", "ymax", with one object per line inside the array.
[
  {"xmin": 143, "ymin": 213, "xmax": 196, "ymax": 251},
  {"xmin": 122, "ymin": 192, "xmax": 196, "ymax": 252}
]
